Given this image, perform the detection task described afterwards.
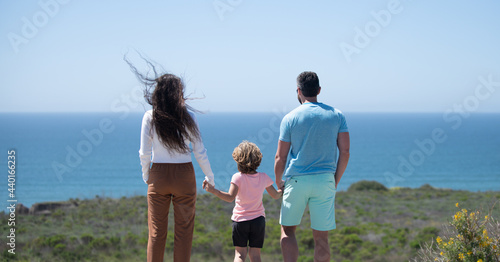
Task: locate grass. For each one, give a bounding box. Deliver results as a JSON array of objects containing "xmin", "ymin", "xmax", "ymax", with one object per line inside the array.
[{"xmin": 1, "ymin": 182, "xmax": 499, "ymax": 261}]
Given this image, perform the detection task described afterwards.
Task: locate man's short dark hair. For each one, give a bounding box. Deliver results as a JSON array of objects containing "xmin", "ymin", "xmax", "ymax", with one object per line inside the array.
[{"xmin": 297, "ymin": 71, "xmax": 320, "ymax": 97}]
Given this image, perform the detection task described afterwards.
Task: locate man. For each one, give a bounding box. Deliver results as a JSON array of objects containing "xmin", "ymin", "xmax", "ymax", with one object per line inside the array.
[{"xmin": 274, "ymin": 71, "xmax": 350, "ymax": 262}]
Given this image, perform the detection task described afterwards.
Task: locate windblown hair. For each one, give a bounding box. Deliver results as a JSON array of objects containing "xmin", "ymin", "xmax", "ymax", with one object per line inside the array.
[
  {"xmin": 297, "ymin": 71, "xmax": 321, "ymax": 97},
  {"xmin": 125, "ymin": 55, "xmax": 200, "ymax": 154},
  {"xmin": 232, "ymin": 141, "xmax": 262, "ymax": 174}
]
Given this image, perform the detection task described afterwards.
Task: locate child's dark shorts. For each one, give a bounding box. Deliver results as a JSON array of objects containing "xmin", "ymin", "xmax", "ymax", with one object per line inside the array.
[{"xmin": 232, "ymin": 216, "xmax": 266, "ymax": 248}]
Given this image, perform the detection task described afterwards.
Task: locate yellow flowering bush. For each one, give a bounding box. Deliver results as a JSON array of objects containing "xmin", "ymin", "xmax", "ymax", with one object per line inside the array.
[{"xmin": 414, "ymin": 203, "xmax": 500, "ymax": 262}]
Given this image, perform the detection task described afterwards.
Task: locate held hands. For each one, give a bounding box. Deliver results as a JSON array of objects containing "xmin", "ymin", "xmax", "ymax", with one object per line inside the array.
[
  {"xmin": 267, "ymin": 184, "xmax": 283, "ymax": 200},
  {"xmin": 276, "ymin": 180, "xmax": 285, "ymax": 190},
  {"xmin": 202, "ymin": 179, "xmax": 215, "ymax": 194}
]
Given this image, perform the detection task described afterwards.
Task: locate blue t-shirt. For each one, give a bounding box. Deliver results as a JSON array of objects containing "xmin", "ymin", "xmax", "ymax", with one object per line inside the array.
[{"xmin": 279, "ymin": 102, "xmax": 348, "ymax": 178}]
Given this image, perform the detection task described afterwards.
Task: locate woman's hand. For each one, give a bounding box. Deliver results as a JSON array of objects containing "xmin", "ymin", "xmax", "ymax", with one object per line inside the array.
[{"xmin": 203, "ymin": 179, "xmax": 215, "ymax": 193}]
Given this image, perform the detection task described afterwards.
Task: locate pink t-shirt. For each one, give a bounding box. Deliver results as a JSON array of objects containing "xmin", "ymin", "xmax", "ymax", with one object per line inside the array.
[{"xmin": 230, "ymin": 172, "xmax": 274, "ymax": 222}]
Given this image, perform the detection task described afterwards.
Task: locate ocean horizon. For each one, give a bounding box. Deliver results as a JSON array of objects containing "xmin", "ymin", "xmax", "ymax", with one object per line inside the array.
[{"xmin": 1, "ymin": 111, "xmax": 499, "ymax": 207}]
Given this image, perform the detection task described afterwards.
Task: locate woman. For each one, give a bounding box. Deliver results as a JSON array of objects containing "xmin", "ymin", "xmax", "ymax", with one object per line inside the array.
[{"xmin": 131, "ymin": 60, "xmax": 215, "ymax": 262}]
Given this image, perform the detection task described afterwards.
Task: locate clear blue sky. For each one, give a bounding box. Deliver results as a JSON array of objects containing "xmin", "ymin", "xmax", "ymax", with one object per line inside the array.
[{"xmin": 1, "ymin": 0, "xmax": 499, "ymax": 113}]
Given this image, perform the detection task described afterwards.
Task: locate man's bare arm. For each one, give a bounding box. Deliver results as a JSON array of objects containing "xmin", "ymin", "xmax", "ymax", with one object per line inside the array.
[
  {"xmin": 335, "ymin": 132, "xmax": 350, "ymax": 188},
  {"xmin": 274, "ymin": 140, "xmax": 291, "ymax": 188}
]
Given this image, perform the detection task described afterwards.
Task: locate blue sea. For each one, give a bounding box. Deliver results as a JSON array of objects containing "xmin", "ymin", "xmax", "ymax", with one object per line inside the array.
[{"xmin": 1, "ymin": 112, "xmax": 499, "ymax": 207}]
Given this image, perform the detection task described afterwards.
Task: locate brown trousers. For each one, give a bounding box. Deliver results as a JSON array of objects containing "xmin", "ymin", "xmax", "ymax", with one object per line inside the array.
[{"xmin": 147, "ymin": 163, "xmax": 197, "ymax": 262}]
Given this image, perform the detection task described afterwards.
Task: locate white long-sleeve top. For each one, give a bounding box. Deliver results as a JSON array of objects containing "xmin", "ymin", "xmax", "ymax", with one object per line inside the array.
[{"xmin": 139, "ymin": 110, "xmax": 215, "ymax": 185}]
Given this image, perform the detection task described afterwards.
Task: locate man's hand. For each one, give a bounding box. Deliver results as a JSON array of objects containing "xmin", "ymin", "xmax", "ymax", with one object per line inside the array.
[
  {"xmin": 275, "ymin": 140, "xmax": 291, "ymax": 189},
  {"xmin": 334, "ymin": 132, "xmax": 350, "ymax": 189},
  {"xmin": 276, "ymin": 180, "xmax": 285, "ymax": 190}
]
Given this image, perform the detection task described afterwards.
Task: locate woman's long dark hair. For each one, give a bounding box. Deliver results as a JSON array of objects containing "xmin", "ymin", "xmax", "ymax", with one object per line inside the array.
[{"xmin": 125, "ymin": 54, "xmax": 200, "ymax": 154}]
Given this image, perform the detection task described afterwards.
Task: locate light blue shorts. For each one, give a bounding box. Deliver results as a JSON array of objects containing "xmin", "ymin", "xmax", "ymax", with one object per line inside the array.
[{"xmin": 279, "ymin": 173, "xmax": 337, "ymax": 231}]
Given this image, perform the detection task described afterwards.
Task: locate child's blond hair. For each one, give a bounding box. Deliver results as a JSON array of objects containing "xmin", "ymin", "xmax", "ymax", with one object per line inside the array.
[{"xmin": 232, "ymin": 141, "xmax": 262, "ymax": 174}]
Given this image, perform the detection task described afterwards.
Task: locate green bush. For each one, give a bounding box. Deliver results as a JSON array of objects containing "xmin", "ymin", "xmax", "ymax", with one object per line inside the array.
[
  {"xmin": 52, "ymin": 243, "xmax": 66, "ymax": 254},
  {"xmin": 45, "ymin": 234, "xmax": 66, "ymax": 247},
  {"xmin": 342, "ymin": 234, "xmax": 363, "ymax": 245},
  {"xmin": 410, "ymin": 226, "xmax": 440, "ymax": 249},
  {"xmin": 90, "ymin": 237, "xmax": 112, "ymax": 249},
  {"xmin": 419, "ymin": 184, "xmax": 435, "ymax": 190},
  {"xmin": 347, "ymin": 180, "xmax": 388, "ymax": 192},
  {"xmin": 341, "ymin": 226, "xmax": 362, "ymax": 235},
  {"xmin": 80, "ymin": 233, "xmax": 94, "ymax": 244}
]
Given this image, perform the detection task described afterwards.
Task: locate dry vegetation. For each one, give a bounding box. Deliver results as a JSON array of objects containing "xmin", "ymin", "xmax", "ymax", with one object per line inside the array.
[{"xmin": 1, "ymin": 181, "xmax": 499, "ymax": 262}]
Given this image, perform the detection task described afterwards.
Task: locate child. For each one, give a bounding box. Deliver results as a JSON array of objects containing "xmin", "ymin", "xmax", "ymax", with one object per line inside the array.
[{"xmin": 203, "ymin": 141, "xmax": 282, "ymax": 262}]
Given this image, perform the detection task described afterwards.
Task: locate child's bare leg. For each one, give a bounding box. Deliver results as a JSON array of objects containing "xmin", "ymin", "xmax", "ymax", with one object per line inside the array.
[
  {"xmin": 248, "ymin": 247, "xmax": 261, "ymax": 262},
  {"xmin": 234, "ymin": 246, "xmax": 247, "ymax": 262}
]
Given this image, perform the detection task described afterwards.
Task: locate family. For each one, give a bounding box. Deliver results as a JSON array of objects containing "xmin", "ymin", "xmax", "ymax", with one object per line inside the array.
[{"xmin": 137, "ymin": 69, "xmax": 350, "ymax": 262}]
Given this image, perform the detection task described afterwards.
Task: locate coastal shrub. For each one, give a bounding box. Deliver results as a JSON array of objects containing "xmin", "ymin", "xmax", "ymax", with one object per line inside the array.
[
  {"xmin": 35, "ymin": 234, "xmax": 66, "ymax": 248},
  {"xmin": 342, "ymin": 234, "xmax": 363, "ymax": 246},
  {"xmin": 2, "ymin": 250, "xmax": 15, "ymax": 260},
  {"xmin": 413, "ymin": 203, "xmax": 500, "ymax": 261},
  {"xmin": 109, "ymin": 236, "xmax": 120, "ymax": 246},
  {"xmin": 348, "ymin": 180, "xmax": 388, "ymax": 192},
  {"xmin": 420, "ymin": 184, "xmax": 435, "ymax": 190},
  {"xmin": 298, "ymin": 233, "xmax": 314, "ymax": 249},
  {"xmin": 341, "ymin": 226, "xmax": 362, "ymax": 235},
  {"xmin": 124, "ymin": 232, "xmax": 139, "ymax": 246},
  {"xmin": 410, "ymin": 226, "xmax": 440, "ymax": 249},
  {"xmin": 297, "ymin": 255, "xmax": 314, "ymax": 262},
  {"xmin": 52, "ymin": 209, "xmax": 65, "ymax": 219},
  {"xmin": 90, "ymin": 237, "xmax": 112, "ymax": 249},
  {"xmin": 356, "ymin": 248, "xmax": 374, "ymax": 260},
  {"xmin": 80, "ymin": 233, "xmax": 94, "ymax": 244},
  {"xmin": 395, "ymin": 228, "xmax": 409, "ymax": 246},
  {"xmin": 52, "ymin": 243, "xmax": 66, "ymax": 254}
]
